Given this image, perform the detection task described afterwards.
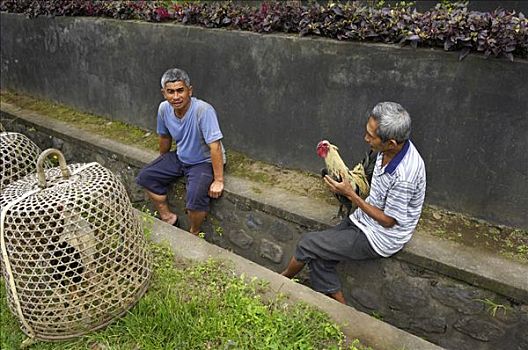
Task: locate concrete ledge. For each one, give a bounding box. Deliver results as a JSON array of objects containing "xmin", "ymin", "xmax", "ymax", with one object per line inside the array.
[
  {"xmin": 147, "ymin": 216, "xmax": 443, "ymax": 350},
  {"xmin": 1, "ymin": 101, "xmax": 526, "ymax": 305},
  {"xmin": 402, "ymin": 233, "xmax": 528, "ymax": 303}
]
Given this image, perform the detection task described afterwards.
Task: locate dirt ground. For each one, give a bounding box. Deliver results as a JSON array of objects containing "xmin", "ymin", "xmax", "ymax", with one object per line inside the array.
[{"xmin": 2, "ymin": 89, "xmax": 527, "ymax": 264}]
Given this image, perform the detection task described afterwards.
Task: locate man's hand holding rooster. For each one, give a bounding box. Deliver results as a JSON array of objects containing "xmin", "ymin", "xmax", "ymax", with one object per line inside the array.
[
  {"xmin": 326, "ymin": 171, "xmax": 396, "ymax": 228},
  {"xmin": 324, "ymin": 170, "xmax": 357, "ymax": 200}
]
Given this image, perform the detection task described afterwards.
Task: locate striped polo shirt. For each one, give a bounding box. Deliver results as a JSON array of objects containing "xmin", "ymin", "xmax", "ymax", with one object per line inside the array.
[{"xmin": 350, "ymin": 140, "xmax": 426, "ymax": 257}]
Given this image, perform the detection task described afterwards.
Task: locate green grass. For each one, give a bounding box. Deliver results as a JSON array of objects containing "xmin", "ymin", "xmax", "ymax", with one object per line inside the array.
[
  {"xmin": 0, "ymin": 89, "xmax": 159, "ymax": 152},
  {"xmin": 474, "ymin": 298, "xmax": 510, "ymax": 318},
  {"xmin": 1, "ymin": 240, "xmax": 369, "ymax": 350}
]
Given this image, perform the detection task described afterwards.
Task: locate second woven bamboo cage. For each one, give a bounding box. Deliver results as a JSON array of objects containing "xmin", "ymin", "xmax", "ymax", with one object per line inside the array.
[{"xmin": 0, "ymin": 129, "xmax": 45, "ymax": 191}]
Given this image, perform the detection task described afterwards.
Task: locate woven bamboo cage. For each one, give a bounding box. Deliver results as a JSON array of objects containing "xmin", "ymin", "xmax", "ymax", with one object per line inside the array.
[
  {"xmin": 0, "ymin": 129, "xmax": 45, "ymax": 191},
  {"xmin": 0, "ymin": 149, "xmax": 151, "ymax": 341}
]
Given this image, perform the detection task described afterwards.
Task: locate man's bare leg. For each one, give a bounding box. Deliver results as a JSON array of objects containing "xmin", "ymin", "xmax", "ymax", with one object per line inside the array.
[
  {"xmin": 282, "ymin": 256, "xmax": 346, "ymax": 304},
  {"xmin": 146, "ymin": 190, "xmax": 178, "ymax": 225},
  {"xmin": 329, "ymin": 291, "xmax": 346, "ymax": 304},
  {"xmin": 188, "ymin": 210, "xmax": 207, "ymax": 235},
  {"xmin": 281, "ymin": 256, "xmax": 305, "ymax": 278}
]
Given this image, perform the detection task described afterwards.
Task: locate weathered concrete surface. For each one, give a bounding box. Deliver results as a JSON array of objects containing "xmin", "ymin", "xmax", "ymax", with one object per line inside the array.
[
  {"xmin": 402, "ymin": 233, "xmax": 528, "ymax": 303},
  {"xmin": 2, "ymin": 103, "xmax": 527, "ymax": 350},
  {"xmin": 148, "ymin": 218, "xmax": 444, "ymax": 350},
  {"xmin": 1, "ymin": 13, "xmax": 527, "ymax": 228}
]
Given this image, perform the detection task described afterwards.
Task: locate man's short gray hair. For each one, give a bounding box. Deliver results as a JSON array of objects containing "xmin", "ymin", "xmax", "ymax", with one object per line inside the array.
[
  {"xmin": 370, "ymin": 102, "xmax": 411, "ymax": 143},
  {"xmin": 160, "ymin": 68, "xmax": 191, "ymax": 88}
]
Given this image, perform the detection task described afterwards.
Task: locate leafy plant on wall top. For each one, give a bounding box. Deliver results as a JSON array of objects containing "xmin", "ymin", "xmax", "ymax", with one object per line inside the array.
[{"xmin": 0, "ymin": 0, "xmax": 526, "ymax": 61}]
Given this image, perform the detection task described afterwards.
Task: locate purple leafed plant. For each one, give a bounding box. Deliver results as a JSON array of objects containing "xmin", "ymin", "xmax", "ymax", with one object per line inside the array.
[{"xmin": 1, "ymin": 0, "xmax": 526, "ymax": 61}]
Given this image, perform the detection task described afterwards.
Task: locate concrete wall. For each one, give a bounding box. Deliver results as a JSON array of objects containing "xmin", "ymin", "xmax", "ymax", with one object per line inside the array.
[
  {"xmin": 2, "ymin": 106, "xmax": 526, "ymax": 350},
  {"xmin": 1, "ymin": 13, "xmax": 527, "ymax": 228}
]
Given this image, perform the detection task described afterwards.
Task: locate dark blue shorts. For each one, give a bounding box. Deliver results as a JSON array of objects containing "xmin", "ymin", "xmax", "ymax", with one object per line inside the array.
[{"xmin": 136, "ymin": 151, "xmax": 213, "ymax": 212}]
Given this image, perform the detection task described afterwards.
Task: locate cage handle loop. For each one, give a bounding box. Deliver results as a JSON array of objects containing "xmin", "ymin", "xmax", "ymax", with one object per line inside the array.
[{"xmin": 37, "ymin": 148, "xmax": 71, "ymax": 188}]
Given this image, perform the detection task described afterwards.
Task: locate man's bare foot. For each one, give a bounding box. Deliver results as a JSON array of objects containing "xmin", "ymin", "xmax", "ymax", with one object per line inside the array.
[
  {"xmin": 161, "ymin": 213, "xmax": 178, "ymax": 226},
  {"xmin": 329, "ymin": 291, "xmax": 346, "ymax": 304}
]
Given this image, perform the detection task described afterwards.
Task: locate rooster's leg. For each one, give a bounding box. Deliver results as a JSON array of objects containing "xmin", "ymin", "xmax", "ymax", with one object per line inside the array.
[
  {"xmin": 344, "ymin": 202, "xmax": 353, "ymax": 217},
  {"xmin": 333, "ymin": 203, "xmax": 353, "ymax": 220},
  {"xmin": 335, "ymin": 204, "xmax": 345, "ymax": 220}
]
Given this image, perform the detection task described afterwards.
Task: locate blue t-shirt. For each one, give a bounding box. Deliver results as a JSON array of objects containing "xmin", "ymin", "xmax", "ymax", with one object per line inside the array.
[{"xmin": 157, "ymin": 97, "xmax": 225, "ymax": 165}]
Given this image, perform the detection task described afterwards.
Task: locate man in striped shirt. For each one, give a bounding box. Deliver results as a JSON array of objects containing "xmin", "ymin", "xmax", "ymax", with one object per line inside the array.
[{"xmin": 281, "ymin": 102, "xmax": 426, "ymax": 304}]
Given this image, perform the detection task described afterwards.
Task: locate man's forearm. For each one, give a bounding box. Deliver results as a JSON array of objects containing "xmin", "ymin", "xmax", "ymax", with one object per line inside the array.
[
  {"xmin": 159, "ymin": 136, "xmax": 172, "ymax": 154},
  {"xmin": 347, "ymin": 191, "xmax": 396, "ymax": 228},
  {"xmin": 207, "ymin": 141, "xmax": 224, "ymax": 199},
  {"xmin": 324, "ymin": 174, "xmax": 395, "ymax": 227},
  {"xmin": 210, "ymin": 141, "xmax": 224, "ymax": 182}
]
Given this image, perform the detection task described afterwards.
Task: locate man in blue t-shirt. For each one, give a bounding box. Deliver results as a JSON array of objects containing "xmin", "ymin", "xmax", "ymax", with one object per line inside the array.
[{"xmin": 136, "ymin": 68, "xmax": 225, "ymax": 235}]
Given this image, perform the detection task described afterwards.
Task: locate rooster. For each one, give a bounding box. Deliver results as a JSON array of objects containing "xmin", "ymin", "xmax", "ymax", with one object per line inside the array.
[{"xmin": 316, "ymin": 140, "xmax": 374, "ymax": 217}]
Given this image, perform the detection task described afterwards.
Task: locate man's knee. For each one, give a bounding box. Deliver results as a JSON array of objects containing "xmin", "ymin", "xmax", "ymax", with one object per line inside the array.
[
  {"xmin": 135, "ymin": 167, "xmax": 150, "ymax": 187},
  {"xmin": 135, "ymin": 168, "xmax": 168, "ymax": 196},
  {"xmin": 298, "ymin": 231, "xmax": 319, "ymax": 249},
  {"xmin": 185, "ymin": 179, "xmax": 211, "ymax": 211},
  {"xmin": 185, "ymin": 167, "xmax": 213, "ymax": 212},
  {"xmin": 294, "ymin": 232, "xmax": 318, "ymax": 262}
]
